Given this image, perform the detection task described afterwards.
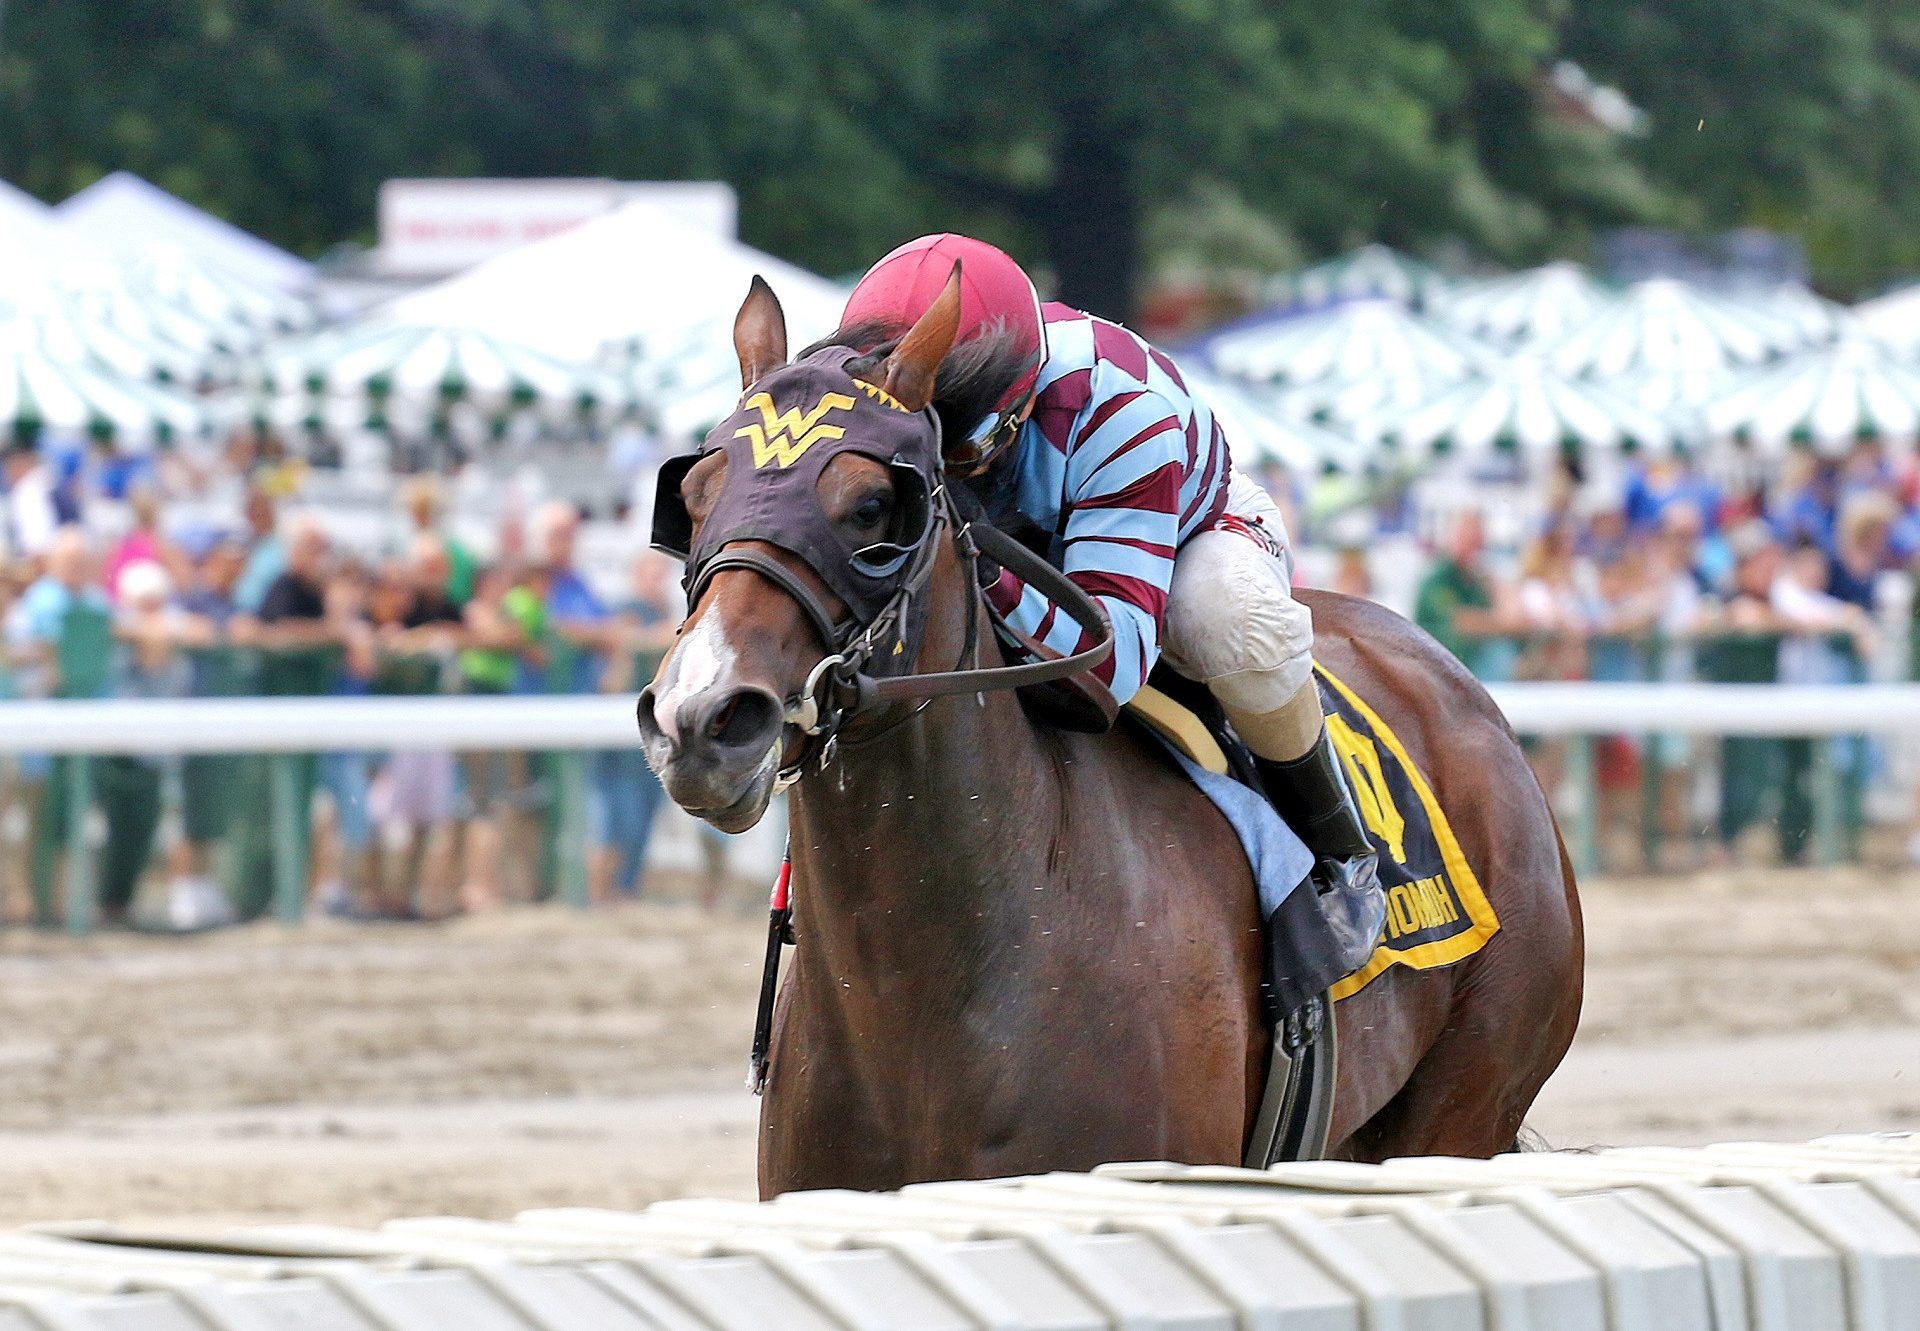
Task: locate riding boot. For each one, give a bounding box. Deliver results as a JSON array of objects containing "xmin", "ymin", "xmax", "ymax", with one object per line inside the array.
[{"xmin": 1256, "ymin": 729, "xmax": 1387, "ymax": 974}]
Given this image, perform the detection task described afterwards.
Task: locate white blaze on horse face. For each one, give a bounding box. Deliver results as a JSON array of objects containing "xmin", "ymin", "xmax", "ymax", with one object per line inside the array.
[{"xmin": 652, "ymin": 609, "xmax": 740, "ymax": 747}]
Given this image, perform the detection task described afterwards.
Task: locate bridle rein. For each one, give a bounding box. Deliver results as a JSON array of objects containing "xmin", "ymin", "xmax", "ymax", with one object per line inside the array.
[{"xmin": 653, "ymin": 357, "xmax": 1114, "ymax": 792}]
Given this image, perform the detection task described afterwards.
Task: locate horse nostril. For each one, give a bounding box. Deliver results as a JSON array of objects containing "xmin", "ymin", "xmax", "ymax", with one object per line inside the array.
[{"xmin": 706, "ymin": 690, "xmax": 779, "ymax": 749}]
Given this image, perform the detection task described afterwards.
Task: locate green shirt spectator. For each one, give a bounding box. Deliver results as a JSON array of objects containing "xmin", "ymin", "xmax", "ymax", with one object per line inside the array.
[{"xmin": 1415, "ymin": 557, "xmax": 1493, "ymax": 665}]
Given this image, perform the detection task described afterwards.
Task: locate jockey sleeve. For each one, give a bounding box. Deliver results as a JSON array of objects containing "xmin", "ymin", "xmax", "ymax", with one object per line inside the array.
[{"xmin": 981, "ymin": 305, "xmax": 1234, "ymax": 705}]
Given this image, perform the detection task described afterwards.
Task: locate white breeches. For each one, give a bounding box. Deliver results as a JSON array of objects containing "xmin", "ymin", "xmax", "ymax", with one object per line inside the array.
[{"xmin": 1160, "ymin": 472, "xmax": 1315, "ymax": 714}]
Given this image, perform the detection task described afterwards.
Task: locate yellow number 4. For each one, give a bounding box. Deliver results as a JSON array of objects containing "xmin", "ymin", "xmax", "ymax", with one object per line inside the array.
[{"xmin": 1326, "ymin": 713, "xmax": 1408, "ymax": 864}]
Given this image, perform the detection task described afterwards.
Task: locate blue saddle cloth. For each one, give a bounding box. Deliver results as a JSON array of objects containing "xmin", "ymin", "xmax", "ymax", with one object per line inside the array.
[{"xmin": 1157, "ymin": 741, "xmax": 1313, "ymax": 921}]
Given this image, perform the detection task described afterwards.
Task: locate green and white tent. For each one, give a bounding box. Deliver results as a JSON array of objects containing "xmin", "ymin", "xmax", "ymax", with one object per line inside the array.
[
  {"xmin": 118, "ymin": 245, "xmax": 316, "ymax": 342},
  {"xmin": 1205, "ymin": 299, "xmax": 1485, "ymax": 425},
  {"xmin": 254, "ymin": 321, "xmax": 631, "ymax": 428},
  {"xmin": 1207, "ymin": 299, "xmax": 1482, "ymax": 387},
  {"xmin": 1179, "ymin": 367, "xmax": 1356, "ymax": 475},
  {"xmin": 1854, "ymin": 282, "xmax": 1920, "ymax": 359},
  {"xmin": 1263, "ymin": 245, "xmax": 1449, "ymax": 311},
  {"xmin": 1699, "ymin": 337, "xmax": 1920, "ymax": 454},
  {"xmin": 1357, "ymin": 355, "xmax": 1676, "ymax": 462},
  {"xmin": 1546, "ymin": 277, "xmax": 1800, "ymax": 379},
  {"xmin": 1437, "ymin": 261, "xmax": 1614, "ymax": 349},
  {"xmin": 0, "ymin": 332, "xmax": 205, "ymax": 449},
  {"xmin": 63, "ymin": 281, "xmax": 251, "ymax": 387},
  {"xmin": 1, "ymin": 301, "xmax": 207, "ymax": 388}
]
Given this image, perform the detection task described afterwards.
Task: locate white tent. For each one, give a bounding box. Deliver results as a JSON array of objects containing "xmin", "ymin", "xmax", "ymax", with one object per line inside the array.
[
  {"xmin": 1855, "ymin": 282, "xmax": 1920, "ymax": 359},
  {"xmin": 0, "ymin": 180, "xmax": 102, "ymax": 296},
  {"xmin": 54, "ymin": 172, "xmax": 313, "ymax": 292},
  {"xmin": 384, "ymin": 202, "xmax": 845, "ymax": 363}
]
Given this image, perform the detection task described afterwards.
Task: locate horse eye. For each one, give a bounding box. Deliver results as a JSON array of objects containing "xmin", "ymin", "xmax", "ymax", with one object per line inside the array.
[{"xmin": 851, "ymin": 494, "xmax": 892, "ymax": 529}]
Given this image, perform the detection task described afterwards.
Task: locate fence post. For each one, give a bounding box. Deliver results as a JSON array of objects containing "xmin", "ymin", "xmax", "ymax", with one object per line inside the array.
[
  {"xmin": 1566, "ymin": 735, "xmax": 1598, "ymax": 879},
  {"xmin": 1810, "ymin": 736, "xmax": 1842, "ymax": 868},
  {"xmin": 63, "ymin": 756, "xmax": 94, "ymax": 936},
  {"xmin": 555, "ymin": 750, "xmax": 590, "ymax": 909},
  {"xmin": 269, "ymin": 754, "xmax": 305, "ymax": 922}
]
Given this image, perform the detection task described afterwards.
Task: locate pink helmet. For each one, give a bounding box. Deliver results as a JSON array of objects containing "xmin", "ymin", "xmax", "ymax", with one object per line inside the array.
[{"xmin": 842, "ymin": 233, "xmax": 1047, "ymax": 423}]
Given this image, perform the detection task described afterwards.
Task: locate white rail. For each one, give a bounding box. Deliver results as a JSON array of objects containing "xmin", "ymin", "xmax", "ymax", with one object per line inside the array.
[
  {"xmin": 0, "ymin": 683, "xmax": 1914, "ymax": 756},
  {"xmin": 0, "ymin": 694, "xmax": 640, "ymax": 754}
]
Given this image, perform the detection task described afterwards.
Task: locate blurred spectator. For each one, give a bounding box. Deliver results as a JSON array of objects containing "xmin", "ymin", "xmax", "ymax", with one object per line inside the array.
[
  {"xmin": 1829, "ymin": 490, "xmax": 1899, "ymax": 612},
  {"xmin": 1624, "ymin": 457, "xmax": 1721, "ymax": 535},
  {"xmin": 1413, "ymin": 512, "xmax": 1505, "ymax": 673},
  {"xmin": 368, "ymin": 536, "xmax": 466, "ymax": 917},
  {"xmin": 14, "ymin": 531, "xmax": 113, "ymax": 923},
  {"xmin": 1710, "ymin": 521, "xmax": 1787, "ymax": 862},
  {"xmin": 1770, "ymin": 454, "xmax": 1839, "ymax": 552},
  {"xmin": 104, "ymin": 485, "xmax": 187, "ymax": 601},
  {"xmin": 597, "ymin": 552, "xmax": 678, "ymax": 903},
  {"xmin": 1645, "ymin": 503, "xmax": 1716, "ymax": 863},
  {"xmin": 402, "ymin": 476, "xmax": 477, "ymax": 606},
  {"xmin": 1772, "ymin": 541, "xmax": 1875, "ymax": 863},
  {"xmin": 104, "ymin": 561, "xmax": 191, "ymax": 926},
  {"xmin": 173, "ymin": 538, "xmax": 251, "ymax": 915},
  {"xmin": 232, "ymin": 486, "xmax": 284, "ymax": 613},
  {"xmin": 456, "ymin": 562, "xmax": 547, "ymax": 909},
  {"xmin": 2, "ymin": 441, "xmax": 59, "ymax": 564},
  {"xmin": 237, "ymin": 514, "xmax": 344, "ymax": 919}
]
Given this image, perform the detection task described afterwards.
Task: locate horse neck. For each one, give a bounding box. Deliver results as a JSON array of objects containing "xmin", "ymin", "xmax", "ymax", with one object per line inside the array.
[{"xmin": 783, "ymin": 544, "xmax": 1058, "ymax": 949}]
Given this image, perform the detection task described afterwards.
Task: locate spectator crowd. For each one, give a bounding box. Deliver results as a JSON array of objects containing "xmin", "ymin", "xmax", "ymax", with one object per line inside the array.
[
  {"xmin": 9, "ymin": 424, "xmax": 1920, "ymax": 929},
  {"xmin": 1375, "ymin": 444, "xmax": 1919, "ymax": 870},
  {"xmin": 0, "ymin": 434, "xmax": 716, "ymax": 930}
]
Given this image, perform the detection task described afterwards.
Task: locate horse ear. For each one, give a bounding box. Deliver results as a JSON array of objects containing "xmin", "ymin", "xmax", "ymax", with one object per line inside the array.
[
  {"xmin": 880, "ymin": 262, "xmax": 962, "ymax": 413},
  {"xmin": 734, "ymin": 276, "xmax": 788, "ymax": 389}
]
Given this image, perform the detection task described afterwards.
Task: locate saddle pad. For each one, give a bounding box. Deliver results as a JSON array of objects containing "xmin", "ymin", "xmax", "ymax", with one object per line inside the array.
[{"xmin": 1316, "ymin": 665, "xmax": 1501, "ymax": 1000}]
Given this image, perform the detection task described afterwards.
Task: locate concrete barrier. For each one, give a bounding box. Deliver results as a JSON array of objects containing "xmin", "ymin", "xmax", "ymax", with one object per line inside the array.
[{"xmin": 4, "ymin": 1132, "xmax": 1917, "ymax": 1328}]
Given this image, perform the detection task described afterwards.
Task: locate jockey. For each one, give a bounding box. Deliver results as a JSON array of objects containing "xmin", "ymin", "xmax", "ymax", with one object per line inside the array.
[{"xmin": 841, "ymin": 233, "xmax": 1382, "ymax": 929}]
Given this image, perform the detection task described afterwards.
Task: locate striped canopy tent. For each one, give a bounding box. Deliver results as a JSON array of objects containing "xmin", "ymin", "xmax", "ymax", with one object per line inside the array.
[
  {"xmin": 1263, "ymin": 245, "xmax": 1449, "ymax": 311},
  {"xmin": 603, "ymin": 318, "xmax": 744, "ymax": 441},
  {"xmin": 1853, "ymin": 282, "xmax": 1920, "ymax": 359},
  {"xmin": 1178, "ymin": 367, "xmax": 1356, "ymax": 476},
  {"xmin": 255, "ymin": 321, "xmax": 632, "ymax": 430},
  {"xmin": 1699, "ymin": 337, "xmax": 1920, "ymax": 455},
  {"xmin": 1357, "ymin": 355, "xmax": 1676, "ymax": 463},
  {"xmin": 1546, "ymin": 277, "xmax": 1800, "ymax": 380},
  {"xmin": 116, "ymin": 245, "xmax": 316, "ymax": 343},
  {"xmin": 60, "ymin": 277, "xmax": 255, "ymax": 387},
  {"xmin": 0, "ymin": 331, "xmax": 205, "ymax": 450},
  {"xmin": 1436, "ymin": 261, "xmax": 1614, "ymax": 349},
  {"xmin": 1203, "ymin": 299, "xmax": 1485, "ymax": 424},
  {"xmin": 1733, "ymin": 283, "xmax": 1845, "ymax": 349},
  {"xmin": 0, "ymin": 299, "xmax": 208, "ymax": 388}
]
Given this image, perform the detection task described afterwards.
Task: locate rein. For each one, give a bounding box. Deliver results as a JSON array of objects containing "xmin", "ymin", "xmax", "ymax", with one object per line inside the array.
[{"xmin": 692, "ymin": 487, "xmax": 1115, "ymax": 791}]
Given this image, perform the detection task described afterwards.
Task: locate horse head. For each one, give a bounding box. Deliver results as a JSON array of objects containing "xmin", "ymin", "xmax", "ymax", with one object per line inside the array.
[{"xmin": 637, "ymin": 270, "xmax": 965, "ymax": 831}]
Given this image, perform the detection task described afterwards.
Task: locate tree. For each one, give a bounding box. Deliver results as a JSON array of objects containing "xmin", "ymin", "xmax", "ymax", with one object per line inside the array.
[{"xmin": 1564, "ymin": 0, "xmax": 1920, "ymax": 294}]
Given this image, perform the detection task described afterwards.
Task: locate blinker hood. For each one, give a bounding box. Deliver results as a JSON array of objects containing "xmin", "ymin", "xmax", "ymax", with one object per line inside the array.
[{"xmin": 650, "ymin": 346, "xmax": 943, "ymax": 634}]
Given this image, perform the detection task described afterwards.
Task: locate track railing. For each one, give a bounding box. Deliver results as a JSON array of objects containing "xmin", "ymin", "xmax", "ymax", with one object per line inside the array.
[{"xmin": 0, "ymin": 682, "xmax": 1910, "ymax": 929}]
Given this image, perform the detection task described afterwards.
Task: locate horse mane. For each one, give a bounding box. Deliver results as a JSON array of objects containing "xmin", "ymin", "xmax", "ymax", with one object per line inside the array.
[{"xmin": 799, "ymin": 320, "xmax": 1029, "ymax": 446}]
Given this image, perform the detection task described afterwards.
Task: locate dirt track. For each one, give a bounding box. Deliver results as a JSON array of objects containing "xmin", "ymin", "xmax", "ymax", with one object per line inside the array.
[{"xmin": 0, "ymin": 865, "xmax": 1915, "ymax": 1227}]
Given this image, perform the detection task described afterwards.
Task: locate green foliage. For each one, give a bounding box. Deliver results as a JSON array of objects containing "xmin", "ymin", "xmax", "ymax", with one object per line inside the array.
[{"xmin": 2, "ymin": 0, "xmax": 1917, "ymax": 309}]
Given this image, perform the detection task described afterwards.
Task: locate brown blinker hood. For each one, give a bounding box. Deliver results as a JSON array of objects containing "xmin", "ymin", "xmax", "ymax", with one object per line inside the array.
[{"xmin": 651, "ymin": 345, "xmax": 943, "ymax": 644}]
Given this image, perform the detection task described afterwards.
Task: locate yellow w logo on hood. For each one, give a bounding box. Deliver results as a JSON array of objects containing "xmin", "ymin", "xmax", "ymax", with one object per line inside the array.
[{"xmin": 735, "ymin": 391, "xmax": 858, "ymax": 469}]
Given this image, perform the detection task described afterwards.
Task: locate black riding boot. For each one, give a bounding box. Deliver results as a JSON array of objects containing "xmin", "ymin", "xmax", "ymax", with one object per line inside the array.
[{"xmin": 1257, "ymin": 730, "xmax": 1387, "ymax": 974}]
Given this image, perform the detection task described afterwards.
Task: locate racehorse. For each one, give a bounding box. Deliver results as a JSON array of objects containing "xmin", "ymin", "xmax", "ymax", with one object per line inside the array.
[{"xmin": 638, "ymin": 275, "xmax": 1584, "ymax": 1197}]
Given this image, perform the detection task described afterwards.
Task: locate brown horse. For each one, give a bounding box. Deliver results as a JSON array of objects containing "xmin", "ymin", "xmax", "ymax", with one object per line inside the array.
[{"xmin": 638, "ymin": 279, "xmax": 1584, "ymax": 1197}]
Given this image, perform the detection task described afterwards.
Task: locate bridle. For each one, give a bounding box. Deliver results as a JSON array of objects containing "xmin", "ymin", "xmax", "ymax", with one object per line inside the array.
[
  {"xmin": 653, "ymin": 355, "xmax": 1113, "ymax": 791},
  {"xmin": 693, "ymin": 483, "xmax": 1113, "ymax": 790}
]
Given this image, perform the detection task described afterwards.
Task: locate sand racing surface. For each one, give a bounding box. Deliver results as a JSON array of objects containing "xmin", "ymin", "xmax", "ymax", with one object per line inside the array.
[{"xmin": 0, "ymin": 865, "xmax": 1915, "ymax": 1227}]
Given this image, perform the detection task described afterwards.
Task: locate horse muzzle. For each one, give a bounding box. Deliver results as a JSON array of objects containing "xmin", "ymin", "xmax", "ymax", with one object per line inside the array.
[{"xmin": 636, "ymin": 681, "xmax": 785, "ymax": 832}]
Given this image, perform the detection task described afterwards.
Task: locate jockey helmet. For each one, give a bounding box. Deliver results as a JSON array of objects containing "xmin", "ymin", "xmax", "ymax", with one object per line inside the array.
[{"xmin": 842, "ymin": 233, "xmax": 1047, "ymax": 472}]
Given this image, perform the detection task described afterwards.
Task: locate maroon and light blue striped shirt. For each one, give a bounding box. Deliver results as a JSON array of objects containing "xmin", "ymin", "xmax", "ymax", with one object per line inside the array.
[{"xmin": 984, "ymin": 303, "xmax": 1234, "ymax": 703}]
